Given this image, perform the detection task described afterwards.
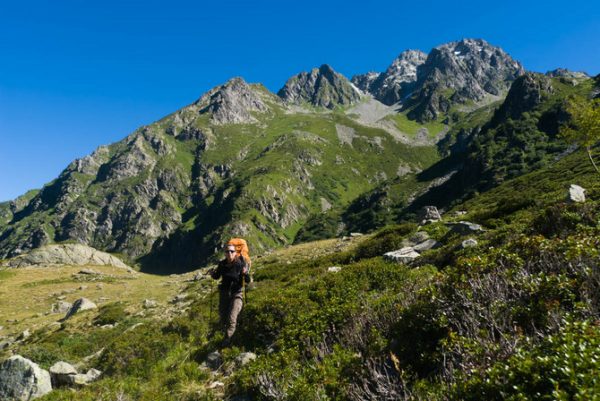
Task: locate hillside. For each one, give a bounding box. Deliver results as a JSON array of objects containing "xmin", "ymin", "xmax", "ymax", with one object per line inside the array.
[{"xmin": 1, "ymin": 142, "xmax": 598, "ymax": 400}]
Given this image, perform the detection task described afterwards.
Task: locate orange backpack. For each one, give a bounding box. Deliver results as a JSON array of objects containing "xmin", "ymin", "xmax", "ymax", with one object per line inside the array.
[{"xmin": 227, "ymin": 238, "xmax": 251, "ymax": 270}]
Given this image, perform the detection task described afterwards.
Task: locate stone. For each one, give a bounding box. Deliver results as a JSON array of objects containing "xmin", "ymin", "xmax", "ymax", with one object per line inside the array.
[
  {"xmin": 419, "ymin": 206, "xmax": 442, "ymax": 223},
  {"xmin": 461, "ymin": 238, "xmax": 478, "ymax": 248},
  {"xmin": 327, "ymin": 266, "xmax": 342, "ymax": 273},
  {"xmin": 17, "ymin": 330, "xmax": 31, "ymax": 341},
  {"xmin": 205, "ymin": 351, "xmax": 222, "ymax": 370},
  {"xmin": 142, "ymin": 299, "xmax": 158, "ymax": 309},
  {"xmin": 49, "ymin": 361, "xmax": 77, "ymax": 386},
  {"xmin": 63, "ymin": 298, "xmax": 97, "ymax": 320},
  {"xmin": 208, "ymin": 381, "xmax": 225, "ymax": 389},
  {"xmin": 235, "ymin": 352, "xmax": 257, "ymax": 368},
  {"xmin": 51, "ymin": 301, "xmax": 72, "ymax": 314},
  {"xmin": 0, "ymin": 338, "xmax": 15, "ymax": 350},
  {"xmin": 0, "ymin": 355, "xmax": 52, "ymax": 400},
  {"xmin": 446, "ymin": 221, "xmax": 485, "ymax": 236},
  {"xmin": 384, "ymin": 247, "xmax": 421, "ymax": 264},
  {"xmin": 409, "ymin": 231, "xmax": 430, "ymax": 243},
  {"xmin": 78, "ymin": 269, "xmax": 100, "ymax": 275},
  {"xmin": 568, "ymin": 184, "xmax": 586, "ymax": 203},
  {"xmin": 349, "ymin": 232, "xmax": 363, "ymax": 237},
  {"xmin": 2, "ymin": 244, "xmax": 130, "ymax": 269},
  {"xmin": 413, "ymin": 239, "xmax": 442, "ymax": 252},
  {"xmin": 172, "ymin": 293, "xmax": 189, "ymax": 303}
]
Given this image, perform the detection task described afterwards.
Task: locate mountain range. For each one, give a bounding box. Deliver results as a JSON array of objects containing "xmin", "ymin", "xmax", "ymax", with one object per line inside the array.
[{"xmin": 0, "ymin": 38, "xmax": 595, "ymax": 273}]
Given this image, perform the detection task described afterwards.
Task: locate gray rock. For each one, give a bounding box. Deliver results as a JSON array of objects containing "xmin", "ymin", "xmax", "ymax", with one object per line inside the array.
[
  {"xmin": 63, "ymin": 298, "xmax": 97, "ymax": 320},
  {"xmin": 142, "ymin": 299, "xmax": 158, "ymax": 309},
  {"xmin": 172, "ymin": 293, "xmax": 189, "ymax": 303},
  {"xmin": 195, "ymin": 77, "xmax": 271, "ymax": 125},
  {"xmin": 352, "ymin": 50, "xmax": 427, "ymax": 105},
  {"xmin": 409, "ymin": 231, "xmax": 430, "ymax": 243},
  {"xmin": 0, "ymin": 338, "xmax": 15, "ymax": 350},
  {"xmin": 327, "ymin": 266, "xmax": 342, "ymax": 273},
  {"xmin": 446, "ymin": 221, "xmax": 485, "ymax": 236},
  {"xmin": 413, "ymin": 239, "xmax": 442, "ymax": 252},
  {"xmin": 278, "ymin": 64, "xmax": 361, "ymax": 109},
  {"xmin": 419, "ymin": 206, "xmax": 442, "ymax": 223},
  {"xmin": 0, "ymin": 355, "xmax": 52, "ymax": 400},
  {"xmin": 235, "ymin": 352, "xmax": 257, "ymax": 368},
  {"xmin": 17, "ymin": 330, "xmax": 30, "ymax": 341},
  {"xmin": 568, "ymin": 184, "xmax": 586, "ymax": 203},
  {"xmin": 384, "ymin": 247, "xmax": 421, "ymax": 264},
  {"xmin": 49, "ymin": 361, "xmax": 77, "ymax": 386},
  {"xmin": 2, "ymin": 244, "xmax": 130, "ymax": 269},
  {"xmin": 206, "ymin": 351, "xmax": 222, "ymax": 370},
  {"xmin": 461, "ymin": 238, "xmax": 479, "ymax": 248}
]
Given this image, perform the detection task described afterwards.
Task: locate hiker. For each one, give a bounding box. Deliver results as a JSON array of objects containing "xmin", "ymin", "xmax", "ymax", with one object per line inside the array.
[{"xmin": 209, "ymin": 240, "xmax": 251, "ymax": 343}]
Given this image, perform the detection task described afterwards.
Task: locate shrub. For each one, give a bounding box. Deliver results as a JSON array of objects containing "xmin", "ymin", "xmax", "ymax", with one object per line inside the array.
[{"xmin": 93, "ymin": 302, "xmax": 128, "ymax": 326}]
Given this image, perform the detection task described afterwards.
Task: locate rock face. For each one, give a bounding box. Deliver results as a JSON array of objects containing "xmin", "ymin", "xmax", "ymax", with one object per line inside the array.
[
  {"xmin": 195, "ymin": 77, "xmax": 272, "ymax": 124},
  {"xmin": 546, "ymin": 68, "xmax": 589, "ymax": 79},
  {"xmin": 2, "ymin": 244, "xmax": 130, "ymax": 269},
  {"xmin": 492, "ymin": 73, "xmax": 554, "ymax": 121},
  {"xmin": 406, "ymin": 39, "xmax": 524, "ymax": 121},
  {"xmin": 0, "ymin": 355, "xmax": 52, "ymax": 400},
  {"xmin": 352, "ymin": 50, "xmax": 427, "ymax": 105},
  {"xmin": 419, "ymin": 206, "xmax": 442, "ymax": 224},
  {"xmin": 278, "ymin": 64, "xmax": 361, "ymax": 109},
  {"xmin": 446, "ymin": 221, "xmax": 485, "ymax": 236}
]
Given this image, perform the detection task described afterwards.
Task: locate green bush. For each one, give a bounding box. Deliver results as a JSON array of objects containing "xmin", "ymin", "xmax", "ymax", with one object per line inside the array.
[
  {"xmin": 354, "ymin": 223, "xmax": 417, "ymax": 260},
  {"xmin": 454, "ymin": 319, "xmax": 600, "ymax": 401},
  {"xmin": 93, "ymin": 302, "xmax": 128, "ymax": 326}
]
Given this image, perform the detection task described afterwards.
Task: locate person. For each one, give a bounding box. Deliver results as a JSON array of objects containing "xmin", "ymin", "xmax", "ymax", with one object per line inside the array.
[{"xmin": 210, "ymin": 243, "xmax": 250, "ymax": 344}]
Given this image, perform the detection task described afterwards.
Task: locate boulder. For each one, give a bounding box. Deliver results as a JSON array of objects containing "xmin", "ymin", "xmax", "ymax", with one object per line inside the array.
[
  {"xmin": 413, "ymin": 239, "xmax": 442, "ymax": 252},
  {"xmin": 568, "ymin": 184, "xmax": 586, "ymax": 203},
  {"xmin": 461, "ymin": 238, "xmax": 479, "ymax": 249},
  {"xmin": 419, "ymin": 206, "xmax": 442, "ymax": 224},
  {"xmin": 63, "ymin": 298, "xmax": 97, "ymax": 320},
  {"xmin": 49, "ymin": 361, "xmax": 77, "ymax": 386},
  {"xmin": 446, "ymin": 221, "xmax": 485, "ymax": 236},
  {"xmin": 327, "ymin": 266, "xmax": 342, "ymax": 273},
  {"xmin": 51, "ymin": 301, "xmax": 72, "ymax": 314},
  {"xmin": 384, "ymin": 247, "xmax": 421, "ymax": 264},
  {"xmin": 0, "ymin": 355, "xmax": 52, "ymax": 400},
  {"xmin": 2, "ymin": 244, "xmax": 130, "ymax": 269},
  {"xmin": 142, "ymin": 299, "xmax": 158, "ymax": 309}
]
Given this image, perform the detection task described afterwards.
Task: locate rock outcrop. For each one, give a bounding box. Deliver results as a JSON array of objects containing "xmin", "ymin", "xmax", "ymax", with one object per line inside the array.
[
  {"xmin": 195, "ymin": 77, "xmax": 272, "ymax": 124},
  {"xmin": 405, "ymin": 38, "xmax": 524, "ymax": 121},
  {"xmin": 2, "ymin": 244, "xmax": 130, "ymax": 269},
  {"xmin": 491, "ymin": 72, "xmax": 554, "ymax": 121},
  {"xmin": 0, "ymin": 355, "xmax": 52, "ymax": 400},
  {"xmin": 352, "ymin": 50, "xmax": 427, "ymax": 105},
  {"xmin": 278, "ymin": 64, "xmax": 361, "ymax": 109},
  {"xmin": 63, "ymin": 298, "xmax": 97, "ymax": 320}
]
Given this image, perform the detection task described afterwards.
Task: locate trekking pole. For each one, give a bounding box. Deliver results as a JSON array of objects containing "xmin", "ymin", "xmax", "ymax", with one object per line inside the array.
[{"xmin": 209, "ymin": 275, "xmax": 214, "ymax": 327}]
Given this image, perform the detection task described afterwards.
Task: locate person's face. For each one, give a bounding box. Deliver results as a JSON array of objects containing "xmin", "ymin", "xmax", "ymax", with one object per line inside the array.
[{"xmin": 225, "ymin": 246, "xmax": 236, "ymax": 262}]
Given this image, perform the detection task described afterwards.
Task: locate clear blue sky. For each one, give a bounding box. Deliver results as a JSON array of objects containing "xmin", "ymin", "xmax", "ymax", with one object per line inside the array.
[{"xmin": 1, "ymin": 0, "xmax": 599, "ymax": 201}]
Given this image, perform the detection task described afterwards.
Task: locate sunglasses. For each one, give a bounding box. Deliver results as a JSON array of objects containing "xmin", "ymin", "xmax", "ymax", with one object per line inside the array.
[{"xmin": 225, "ymin": 250, "xmax": 236, "ymax": 254}]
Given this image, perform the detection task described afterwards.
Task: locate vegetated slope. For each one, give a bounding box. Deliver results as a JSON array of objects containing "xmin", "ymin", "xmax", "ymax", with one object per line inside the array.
[
  {"xmin": 0, "ymin": 76, "xmax": 439, "ymax": 273},
  {"xmin": 8, "ymin": 140, "xmax": 598, "ymax": 401},
  {"xmin": 295, "ymin": 72, "xmax": 595, "ymax": 241}
]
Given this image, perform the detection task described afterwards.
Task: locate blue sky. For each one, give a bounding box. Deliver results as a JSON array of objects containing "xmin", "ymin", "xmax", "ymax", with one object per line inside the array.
[{"xmin": 1, "ymin": 0, "xmax": 599, "ymax": 201}]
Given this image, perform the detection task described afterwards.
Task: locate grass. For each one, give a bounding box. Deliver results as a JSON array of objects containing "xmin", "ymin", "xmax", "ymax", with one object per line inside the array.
[
  {"xmin": 385, "ymin": 111, "xmax": 447, "ymax": 137},
  {"xmin": 0, "ymin": 265, "xmax": 178, "ymax": 337}
]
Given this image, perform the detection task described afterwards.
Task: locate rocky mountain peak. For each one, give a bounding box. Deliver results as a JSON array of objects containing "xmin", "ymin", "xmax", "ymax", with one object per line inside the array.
[
  {"xmin": 405, "ymin": 38, "xmax": 525, "ymax": 121},
  {"xmin": 352, "ymin": 49, "xmax": 427, "ymax": 105},
  {"xmin": 278, "ymin": 64, "xmax": 361, "ymax": 109},
  {"xmin": 545, "ymin": 68, "xmax": 589, "ymax": 79},
  {"xmin": 492, "ymin": 72, "xmax": 554, "ymax": 121},
  {"xmin": 195, "ymin": 77, "xmax": 271, "ymax": 125}
]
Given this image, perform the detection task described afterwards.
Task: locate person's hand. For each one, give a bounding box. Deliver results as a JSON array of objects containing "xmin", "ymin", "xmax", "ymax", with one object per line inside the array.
[{"xmin": 242, "ymin": 266, "xmax": 248, "ymax": 275}]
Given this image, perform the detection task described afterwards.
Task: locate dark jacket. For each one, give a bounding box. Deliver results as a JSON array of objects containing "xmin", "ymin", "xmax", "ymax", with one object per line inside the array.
[{"xmin": 211, "ymin": 256, "xmax": 249, "ymax": 294}]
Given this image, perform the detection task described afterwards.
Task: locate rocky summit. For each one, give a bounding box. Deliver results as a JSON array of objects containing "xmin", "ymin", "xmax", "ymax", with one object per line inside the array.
[
  {"xmin": 277, "ymin": 64, "xmax": 361, "ymax": 109},
  {"xmin": 352, "ymin": 49, "xmax": 428, "ymax": 105}
]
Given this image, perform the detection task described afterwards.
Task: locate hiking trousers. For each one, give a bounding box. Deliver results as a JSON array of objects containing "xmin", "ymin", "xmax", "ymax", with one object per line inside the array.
[{"xmin": 219, "ymin": 289, "xmax": 243, "ymax": 339}]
